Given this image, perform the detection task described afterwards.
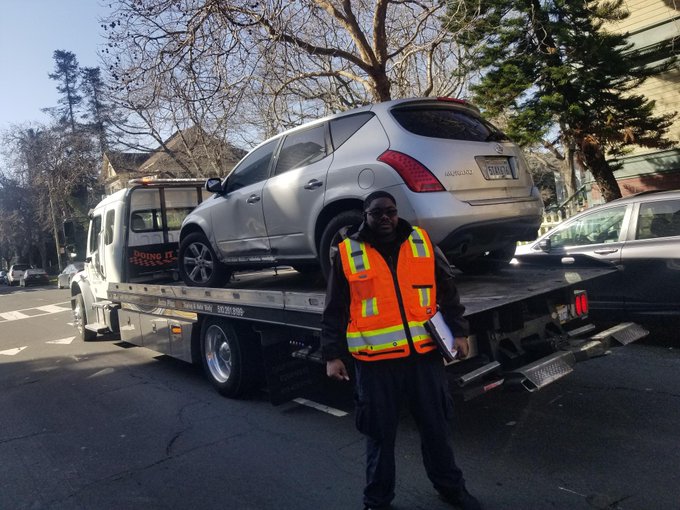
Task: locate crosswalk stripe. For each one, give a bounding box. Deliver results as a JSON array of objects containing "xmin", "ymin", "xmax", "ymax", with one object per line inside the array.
[
  {"xmin": 0, "ymin": 311, "xmax": 30, "ymax": 321},
  {"xmin": 35, "ymin": 305, "xmax": 71, "ymax": 313}
]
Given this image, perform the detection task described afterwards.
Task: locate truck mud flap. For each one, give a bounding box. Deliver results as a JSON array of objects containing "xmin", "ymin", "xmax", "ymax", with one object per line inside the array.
[{"xmin": 506, "ymin": 351, "xmax": 575, "ymax": 392}]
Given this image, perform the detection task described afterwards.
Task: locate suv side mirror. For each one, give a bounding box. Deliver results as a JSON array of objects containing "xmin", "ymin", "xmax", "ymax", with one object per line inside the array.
[
  {"xmin": 538, "ymin": 238, "xmax": 551, "ymax": 252},
  {"xmin": 205, "ymin": 178, "xmax": 223, "ymax": 193}
]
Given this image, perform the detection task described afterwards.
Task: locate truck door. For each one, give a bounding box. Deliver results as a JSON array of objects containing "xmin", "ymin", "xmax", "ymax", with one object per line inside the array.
[{"xmin": 86, "ymin": 211, "xmax": 108, "ymax": 299}]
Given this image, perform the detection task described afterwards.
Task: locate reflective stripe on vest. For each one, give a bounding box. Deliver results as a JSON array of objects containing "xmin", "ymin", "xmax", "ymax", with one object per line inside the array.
[{"xmin": 338, "ymin": 228, "xmax": 438, "ymax": 361}]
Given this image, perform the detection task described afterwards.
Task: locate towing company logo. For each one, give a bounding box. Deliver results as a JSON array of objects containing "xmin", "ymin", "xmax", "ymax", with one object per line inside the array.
[{"xmin": 129, "ymin": 248, "xmax": 177, "ymax": 267}]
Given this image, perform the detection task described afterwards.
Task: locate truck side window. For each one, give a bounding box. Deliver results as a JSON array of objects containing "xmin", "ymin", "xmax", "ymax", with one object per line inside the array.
[
  {"xmin": 89, "ymin": 215, "xmax": 102, "ymax": 253},
  {"xmin": 104, "ymin": 210, "xmax": 115, "ymax": 245}
]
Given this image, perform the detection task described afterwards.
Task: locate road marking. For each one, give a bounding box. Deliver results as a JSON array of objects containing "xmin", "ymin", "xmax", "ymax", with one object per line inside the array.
[
  {"xmin": 293, "ymin": 398, "xmax": 348, "ymax": 417},
  {"xmin": 46, "ymin": 337, "xmax": 75, "ymax": 345},
  {"xmin": 0, "ymin": 311, "xmax": 30, "ymax": 320},
  {"xmin": 0, "ymin": 346, "xmax": 28, "ymax": 356},
  {"xmin": 35, "ymin": 304, "xmax": 71, "ymax": 313},
  {"xmin": 0, "ymin": 301, "xmax": 71, "ymax": 322}
]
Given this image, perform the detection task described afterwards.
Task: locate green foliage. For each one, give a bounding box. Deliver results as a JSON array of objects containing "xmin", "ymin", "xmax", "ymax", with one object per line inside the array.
[{"xmin": 446, "ymin": 0, "xmax": 676, "ymax": 200}]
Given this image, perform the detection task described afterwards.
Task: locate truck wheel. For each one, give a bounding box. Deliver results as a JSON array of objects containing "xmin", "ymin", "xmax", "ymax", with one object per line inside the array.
[
  {"xmin": 179, "ymin": 232, "xmax": 231, "ymax": 287},
  {"xmin": 74, "ymin": 293, "xmax": 96, "ymax": 342},
  {"xmin": 200, "ymin": 318, "xmax": 260, "ymax": 398},
  {"xmin": 319, "ymin": 210, "xmax": 363, "ymax": 280},
  {"xmin": 453, "ymin": 242, "xmax": 517, "ymax": 274}
]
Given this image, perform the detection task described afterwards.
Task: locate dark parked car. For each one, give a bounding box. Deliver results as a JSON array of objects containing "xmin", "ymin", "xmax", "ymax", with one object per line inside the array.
[
  {"xmin": 0, "ymin": 271, "xmax": 7, "ymax": 284},
  {"xmin": 515, "ymin": 189, "xmax": 680, "ymax": 325},
  {"xmin": 57, "ymin": 262, "xmax": 85, "ymax": 289},
  {"xmin": 20, "ymin": 268, "xmax": 50, "ymax": 287}
]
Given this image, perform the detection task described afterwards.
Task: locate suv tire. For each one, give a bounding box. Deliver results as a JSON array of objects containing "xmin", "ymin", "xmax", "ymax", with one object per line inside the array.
[
  {"xmin": 319, "ymin": 209, "xmax": 363, "ymax": 280},
  {"xmin": 179, "ymin": 232, "xmax": 231, "ymax": 287}
]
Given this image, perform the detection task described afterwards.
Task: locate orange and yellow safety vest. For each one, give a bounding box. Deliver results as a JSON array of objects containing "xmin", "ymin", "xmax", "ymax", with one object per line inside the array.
[{"xmin": 338, "ymin": 227, "xmax": 438, "ymax": 361}]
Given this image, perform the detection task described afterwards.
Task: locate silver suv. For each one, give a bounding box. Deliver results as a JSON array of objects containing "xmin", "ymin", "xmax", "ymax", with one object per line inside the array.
[{"xmin": 179, "ymin": 97, "xmax": 543, "ymax": 286}]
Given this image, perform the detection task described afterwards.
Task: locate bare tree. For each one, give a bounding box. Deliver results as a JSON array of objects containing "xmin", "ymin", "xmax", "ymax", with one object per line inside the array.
[{"xmin": 101, "ymin": 0, "xmax": 473, "ymax": 151}]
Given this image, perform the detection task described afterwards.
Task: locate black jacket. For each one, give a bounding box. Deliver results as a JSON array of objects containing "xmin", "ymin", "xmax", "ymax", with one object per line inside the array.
[{"xmin": 320, "ymin": 218, "xmax": 470, "ymax": 362}]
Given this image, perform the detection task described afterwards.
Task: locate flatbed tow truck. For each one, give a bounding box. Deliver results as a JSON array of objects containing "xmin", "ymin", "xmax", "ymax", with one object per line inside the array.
[{"xmin": 68, "ymin": 179, "xmax": 648, "ymax": 404}]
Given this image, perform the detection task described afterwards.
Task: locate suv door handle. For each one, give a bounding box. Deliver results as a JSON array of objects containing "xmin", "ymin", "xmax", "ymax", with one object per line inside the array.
[
  {"xmin": 247, "ymin": 194, "xmax": 261, "ymax": 204},
  {"xmin": 593, "ymin": 248, "xmax": 618, "ymax": 255},
  {"xmin": 304, "ymin": 179, "xmax": 323, "ymax": 190}
]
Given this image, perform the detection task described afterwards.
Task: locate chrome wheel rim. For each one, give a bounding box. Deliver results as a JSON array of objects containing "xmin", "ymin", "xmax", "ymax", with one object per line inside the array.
[
  {"xmin": 204, "ymin": 325, "xmax": 232, "ymax": 383},
  {"xmin": 183, "ymin": 241, "xmax": 215, "ymax": 284}
]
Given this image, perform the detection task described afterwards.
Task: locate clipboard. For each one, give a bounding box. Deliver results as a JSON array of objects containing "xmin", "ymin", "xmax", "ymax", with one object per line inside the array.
[{"xmin": 424, "ymin": 311, "xmax": 458, "ymax": 363}]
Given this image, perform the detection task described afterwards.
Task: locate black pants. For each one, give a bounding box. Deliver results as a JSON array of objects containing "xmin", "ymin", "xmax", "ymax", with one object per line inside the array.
[{"xmin": 354, "ymin": 352, "xmax": 465, "ymax": 507}]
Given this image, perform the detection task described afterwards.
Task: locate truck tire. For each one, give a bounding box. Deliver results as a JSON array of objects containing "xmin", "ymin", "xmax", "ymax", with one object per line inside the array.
[
  {"xmin": 200, "ymin": 318, "xmax": 260, "ymax": 398},
  {"xmin": 74, "ymin": 293, "xmax": 96, "ymax": 342},
  {"xmin": 319, "ymin": 210, "xmax": 363, "ymax": 280},
  {"xmin": 179, "ymin": 232, "xmax": 231, "ymax": 287}
]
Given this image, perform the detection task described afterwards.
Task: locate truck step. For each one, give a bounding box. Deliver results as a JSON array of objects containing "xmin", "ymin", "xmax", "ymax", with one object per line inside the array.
[
  {"xmin": 92, "ymin": 300, "xmax": 120, "ymax": 310},
  {"xmin": 590, "ymin": 322, "xmax": 648, "ymax": 346},
  {"xmin": 506, "ymin": 351, "xmax": 575, "ymax": 392},
  {"xmin": 84, "ymin": 322, "xmax": 110, "ymax": 334}
]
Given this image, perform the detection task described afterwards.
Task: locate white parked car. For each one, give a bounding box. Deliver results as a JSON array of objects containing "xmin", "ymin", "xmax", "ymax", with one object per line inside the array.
[
  {"xmin": 57, "ymin": 262, "xmax": 85, "ymax": 289},
  {"xmin": 7, "ymin": 263, "xmax": 31, "ymax": 286},
  {"xmin": 179, "ymin": 97, "xmax": 544, "ymax": 286}
]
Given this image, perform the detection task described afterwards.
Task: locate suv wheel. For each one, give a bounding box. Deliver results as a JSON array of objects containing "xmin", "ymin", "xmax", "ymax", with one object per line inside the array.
[
  {"xmin": 179, "ymin": 232, "xmax": 231, "ymax": 287},
  {"xmin": 319, "ymin": 210, "xmax": 363, "ymax": 279}
]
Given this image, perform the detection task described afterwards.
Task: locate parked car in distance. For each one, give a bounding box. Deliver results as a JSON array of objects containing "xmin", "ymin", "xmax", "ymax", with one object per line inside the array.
[
  {"xmin": 179, "ymin": 97, "xmax": 544, "ymax": 286},
  {"xmin": 514, "ymin": 189, "xmax": 680, "ymax": 325},
  {"xmin": 20, "ymin": 268, "xmax": 50, "ymax": 287},
  {"xmin": 7, "ymin": 263, "xmax": 31, "ymax": 286},
  {"xmin": 57, "ymin": 262, "xmax": 85, "ymax": 289},
  {"xmin": 0, "ymin": 271, "xmax": 7, "ymax": 284}
]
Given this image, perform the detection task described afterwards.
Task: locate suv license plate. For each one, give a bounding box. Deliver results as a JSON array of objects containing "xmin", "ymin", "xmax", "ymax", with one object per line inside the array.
[{"xmin": 484, "ymin": 158, "xmax": 513, "ymax": 179}]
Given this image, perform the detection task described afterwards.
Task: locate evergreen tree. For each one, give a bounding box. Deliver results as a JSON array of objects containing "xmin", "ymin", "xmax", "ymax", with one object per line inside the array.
[
  {"xmin": 47, "ymin": 50, "xmax": 82, "ymax": 133},
  {"xmin": 80, "ymin": 66, "xmax": 110, "ymax": 154},
  {"xmin": 447, "ymin": 0, "xmax": 676, "ymax": 201}
]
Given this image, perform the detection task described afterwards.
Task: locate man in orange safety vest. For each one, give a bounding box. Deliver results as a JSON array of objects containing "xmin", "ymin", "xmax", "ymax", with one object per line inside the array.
[{"xmin": 321, "ymin": 191, "xmax": 482, "ymax": 510}]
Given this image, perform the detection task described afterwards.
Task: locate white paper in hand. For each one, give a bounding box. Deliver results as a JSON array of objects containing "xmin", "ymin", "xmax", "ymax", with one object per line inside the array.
[{"xmin": 425, "ymin": 311, "xmax": 458, "ymax": 363}]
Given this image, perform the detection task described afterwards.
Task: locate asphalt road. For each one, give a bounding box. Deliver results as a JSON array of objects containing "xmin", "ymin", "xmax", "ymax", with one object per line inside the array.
[{"xmin": 1, "ymin": 284, "xmax": 679, "ymax": 510}]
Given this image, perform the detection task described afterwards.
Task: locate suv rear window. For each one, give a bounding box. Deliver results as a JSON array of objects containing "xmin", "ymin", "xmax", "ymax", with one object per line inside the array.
[
  {"xmin": 391, "ymin": 106, "xmax": 508, "ymax": 142},
  {"xmin": 12, "ymin": 264, "xmax": 30, "ymax": 271}
]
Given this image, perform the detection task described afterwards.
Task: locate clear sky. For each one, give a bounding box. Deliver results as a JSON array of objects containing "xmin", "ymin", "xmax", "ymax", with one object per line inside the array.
[{"xmin": 0, "ymin": 0, "xmax": 109, "ymax": 130}]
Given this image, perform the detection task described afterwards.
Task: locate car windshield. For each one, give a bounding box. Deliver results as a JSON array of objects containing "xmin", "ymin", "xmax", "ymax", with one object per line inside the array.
[{"xmin": 13, "ymin": 264, "xmax": 30, "ymax": 271}]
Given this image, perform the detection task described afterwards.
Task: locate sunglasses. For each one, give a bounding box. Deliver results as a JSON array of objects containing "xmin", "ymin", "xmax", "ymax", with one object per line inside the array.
[{"xmin": 366, "ymin": 208, "xmax": 398, "ymax": 218}]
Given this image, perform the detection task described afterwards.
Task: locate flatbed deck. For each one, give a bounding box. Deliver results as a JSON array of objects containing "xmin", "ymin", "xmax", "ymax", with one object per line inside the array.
[{"xmin": 108, "ymin": 255, "xmax": 617, "ymax": 328}]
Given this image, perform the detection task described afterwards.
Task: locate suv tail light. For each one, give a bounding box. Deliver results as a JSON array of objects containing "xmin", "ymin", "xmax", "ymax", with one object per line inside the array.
[{"xmin": 377, "ymin": 150, "xmax": 445, "ymax": 192}]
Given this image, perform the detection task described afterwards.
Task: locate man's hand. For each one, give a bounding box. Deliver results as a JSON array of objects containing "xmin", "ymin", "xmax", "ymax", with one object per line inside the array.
[
  {"xmin": 326, "ymin": 358, "xmax": 350, "ymax": 381},
  {"xmin": 453, "ymin": 337, "xmax": 470, "ymax": 359}
]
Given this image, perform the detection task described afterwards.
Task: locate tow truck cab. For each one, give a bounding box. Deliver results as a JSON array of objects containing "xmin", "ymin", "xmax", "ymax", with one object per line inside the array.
[{"xmin": 68, "ymin": 178, "xmax": 210, "ymax": 337}]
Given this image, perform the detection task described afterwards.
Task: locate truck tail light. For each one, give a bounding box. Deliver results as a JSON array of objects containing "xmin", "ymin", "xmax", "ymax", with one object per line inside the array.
[
  {"xmin": 378, "ymin": 150, "xmax": 445, "ymax": 192},
  {"xmin": 574, "ymin": 291, "xmax": 588, "ymax": 317}
]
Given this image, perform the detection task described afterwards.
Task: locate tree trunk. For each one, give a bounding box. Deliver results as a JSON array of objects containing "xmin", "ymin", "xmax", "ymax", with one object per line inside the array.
[{"xmin": 579, "ymin": 134, "xmax": 621, "ymax": 202}]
